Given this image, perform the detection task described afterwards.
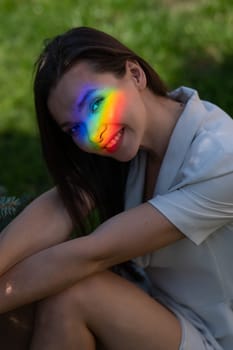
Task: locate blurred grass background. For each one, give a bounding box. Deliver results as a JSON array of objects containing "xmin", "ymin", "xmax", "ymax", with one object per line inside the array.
[{"xmin": 0, "ymin": 0, "xmax": 232, "ymax": 197}]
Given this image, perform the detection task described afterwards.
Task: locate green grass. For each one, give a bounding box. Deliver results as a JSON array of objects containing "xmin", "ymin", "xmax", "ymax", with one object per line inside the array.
[{"xmin": 0, "ymin": 0, "xmax": 233, "ymax": 196}]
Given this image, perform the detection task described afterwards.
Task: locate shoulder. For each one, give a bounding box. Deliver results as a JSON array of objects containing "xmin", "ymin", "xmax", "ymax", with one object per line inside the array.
[
  {"xmin": 172, "ymin": 87, "xmax": 233, "ymax": 182},
  {"xmin": 183, "ymin": 110, "xmax": 233, "ymax": 184}
]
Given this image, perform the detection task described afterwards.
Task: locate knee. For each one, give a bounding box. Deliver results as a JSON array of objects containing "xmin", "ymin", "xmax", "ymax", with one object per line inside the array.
[
  {"xmin": 36, "ymin": 271, "xmax": 111, "ymax": 322},
  {"xmin": 36, "ymin": 286, "xmax": 82, "ymax": 323}
]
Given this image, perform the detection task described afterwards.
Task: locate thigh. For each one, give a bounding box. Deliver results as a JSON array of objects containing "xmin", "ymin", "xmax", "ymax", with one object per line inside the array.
[
  {"xmin": 81, "ymin": 271, "xmax": 219, "ymax": 350},
  {"xmin": 0, "ymin": 303, "xmax": 36, "ymax": 350},
  {"xmin": 46, "ymin": 270, "xmax": 182, "ymax": 350}
]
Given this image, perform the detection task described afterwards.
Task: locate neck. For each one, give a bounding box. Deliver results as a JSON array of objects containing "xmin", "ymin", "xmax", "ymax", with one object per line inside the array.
[{"xmin": 140, "ymin": 89, "xmax": 184, "ymax": 160}]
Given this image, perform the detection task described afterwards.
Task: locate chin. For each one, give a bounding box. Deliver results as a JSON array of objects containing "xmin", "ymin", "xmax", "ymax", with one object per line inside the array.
[{"xmin": 114, "ymin": 146, "xmax": 139, "ymax": 162}]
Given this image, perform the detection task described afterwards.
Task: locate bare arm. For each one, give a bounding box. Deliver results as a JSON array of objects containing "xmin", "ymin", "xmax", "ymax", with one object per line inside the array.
[
  {"xmin": 0, "ymin": 187, "xmax": 73, "ymax": 276},
  {"xmin": 0, "ymin": 202, "xmax": 183, "ymax": 313}
]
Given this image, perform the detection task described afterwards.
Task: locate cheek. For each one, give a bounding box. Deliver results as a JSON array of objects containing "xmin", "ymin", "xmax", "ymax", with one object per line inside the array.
[
  {"xmin": 97, "ymin": 90, "xmax": 126, "ymax": 127},
  {"xmin": 72, "ymin": 132, "xmax": 99, "ymax": 153},
  {"xmin": 108, "ymin": 91, "xmax": 126, "ymax": 123},
  {"xmin": 128, "ymin": 95, "xmax": 146, "ymax": 127},
  {"xmin": 84, "ymin": 91, "xmax": 127, "ymax": 143},
  {"xmin": 71, "ymin": 125, "xmax": 90, "ymax": 150}
]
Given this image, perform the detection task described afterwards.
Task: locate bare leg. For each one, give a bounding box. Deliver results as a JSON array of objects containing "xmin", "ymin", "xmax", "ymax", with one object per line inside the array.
[
  {"xmin": 31, "ymin": 271, "xmax": 181, "ymax": 350},
  {"xmin": 0, "ymin": 303, "xmax": 35, "ymax": 349}
]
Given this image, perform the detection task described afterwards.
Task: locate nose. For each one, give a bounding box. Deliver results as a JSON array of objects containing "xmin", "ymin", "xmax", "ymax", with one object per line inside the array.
[{"xmin": 88, "ymin": 124, "xmax": 107, "ymax": 144}]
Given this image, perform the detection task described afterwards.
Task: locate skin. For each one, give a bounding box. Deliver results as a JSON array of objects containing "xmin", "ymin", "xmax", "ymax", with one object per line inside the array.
[
  {"xmin": 48, "ymin": 61, "xmax": 183, "ymax": 161},
  {"xmin": 0, "ymin": 60, "xmax": 186, "ymax": 349}
]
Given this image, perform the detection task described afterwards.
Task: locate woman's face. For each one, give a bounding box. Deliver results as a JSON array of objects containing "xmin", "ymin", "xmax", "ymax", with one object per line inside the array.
[{"xmin": 48, "ymin": 60, "xmax": 147, "ymax": 162}]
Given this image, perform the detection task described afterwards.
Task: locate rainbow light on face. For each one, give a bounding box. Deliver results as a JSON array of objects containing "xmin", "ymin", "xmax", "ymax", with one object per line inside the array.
[{"xmin": 74, "ymin": 87, "xmax": 126, "ymax": 151}]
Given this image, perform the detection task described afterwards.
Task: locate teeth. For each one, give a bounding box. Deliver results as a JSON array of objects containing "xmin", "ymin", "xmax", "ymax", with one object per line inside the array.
[{"xmin": 106, "ymin": 130, "xmax": 122, "ymax": 148}]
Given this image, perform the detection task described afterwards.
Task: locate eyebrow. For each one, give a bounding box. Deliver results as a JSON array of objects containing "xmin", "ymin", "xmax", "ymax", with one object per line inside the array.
[
  {"xmin": 60, "ymin": 88, "xmax": 98, "ymax": 129},
  {"xmin": 77, "ymin": 88, "xmax": 98, "ymax": 110}
]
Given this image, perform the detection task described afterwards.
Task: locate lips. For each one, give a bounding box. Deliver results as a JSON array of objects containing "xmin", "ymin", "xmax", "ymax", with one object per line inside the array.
[{"xmin": 103, "ymin": 129, "xmax": 124, "ymax": 152}]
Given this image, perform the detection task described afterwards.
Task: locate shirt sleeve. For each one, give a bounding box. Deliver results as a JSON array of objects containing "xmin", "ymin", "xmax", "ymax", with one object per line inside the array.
[{"xmin": 148, "ymin": 172, "xmax": 233, "ymax": 245}]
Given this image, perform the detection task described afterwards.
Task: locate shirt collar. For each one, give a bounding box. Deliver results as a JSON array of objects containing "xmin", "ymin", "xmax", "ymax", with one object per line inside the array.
[{"xmin": 155, "ymin": 87, "xmax": 206, "ymax": 194}]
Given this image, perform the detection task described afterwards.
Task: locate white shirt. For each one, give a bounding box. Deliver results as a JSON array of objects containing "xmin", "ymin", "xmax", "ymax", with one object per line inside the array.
[{"xmin": 125, "ymin": 87, "xmax": 233, "ymax": 350}]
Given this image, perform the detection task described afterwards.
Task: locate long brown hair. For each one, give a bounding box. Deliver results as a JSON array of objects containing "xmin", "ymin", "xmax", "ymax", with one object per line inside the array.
[{"xmin": 33, "ymin": 26, "xmax": 168, "ymax": 234}]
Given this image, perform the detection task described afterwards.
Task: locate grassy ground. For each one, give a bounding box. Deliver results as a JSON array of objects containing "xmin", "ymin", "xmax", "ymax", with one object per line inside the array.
[{"xmin": 0, "ymin": 0, "xmax": 232, "ymax": 197}]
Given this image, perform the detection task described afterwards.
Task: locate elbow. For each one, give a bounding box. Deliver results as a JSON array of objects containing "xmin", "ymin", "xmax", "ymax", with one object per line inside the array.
[{"xmin": 77, "ymin": 235, "xmax": 116, "ymax": 274}]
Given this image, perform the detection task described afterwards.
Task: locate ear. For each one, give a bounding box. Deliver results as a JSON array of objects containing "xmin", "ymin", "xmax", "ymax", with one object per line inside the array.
[{"xmin": 125, "ymin": 60, "xmax": 147, "ymax": 90}]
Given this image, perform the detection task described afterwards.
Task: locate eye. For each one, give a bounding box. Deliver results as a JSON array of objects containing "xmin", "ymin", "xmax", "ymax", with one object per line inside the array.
[
  {"xmin": 68, "ymin": 123, "xmax": 81, "ymax": 136},
  {"xmin": 90, "ymin": 97, "xmax": 104, "ymax": 114}
]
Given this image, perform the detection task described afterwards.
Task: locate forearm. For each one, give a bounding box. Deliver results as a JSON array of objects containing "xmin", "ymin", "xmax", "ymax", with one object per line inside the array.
[
  {"xmin": 0, "ymin": 203, "xmax": 183, "ymax": 313},
  {"xmin": 0, "ymin": 236, "xmax": 100, "ymax": 313},
  {"xmin": 0, "ymin": 188, "xmax": 73, "ymax": 276}
]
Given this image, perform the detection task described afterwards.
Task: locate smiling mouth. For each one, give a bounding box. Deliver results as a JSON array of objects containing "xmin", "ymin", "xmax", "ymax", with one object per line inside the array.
[{"xmin": 104, "ymin": 129, "xmax": 124, "ymax": 151}]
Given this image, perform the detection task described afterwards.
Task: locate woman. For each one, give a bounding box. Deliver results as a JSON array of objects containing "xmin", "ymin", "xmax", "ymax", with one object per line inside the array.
[{"xmin": 0, "ymin": 27, "xmax": 233, "ymax": 350}]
